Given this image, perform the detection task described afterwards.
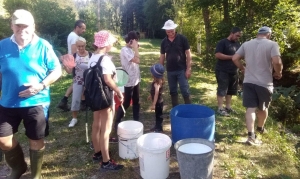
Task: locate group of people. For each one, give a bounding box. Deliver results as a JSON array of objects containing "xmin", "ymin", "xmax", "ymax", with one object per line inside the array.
[
  {"xmin": 0, "ymin": 8, "xmax": 283, "ymax": 178},
  {"xmin": 215, "ymin": 26, "xmax": 283, "ymax": 145}
]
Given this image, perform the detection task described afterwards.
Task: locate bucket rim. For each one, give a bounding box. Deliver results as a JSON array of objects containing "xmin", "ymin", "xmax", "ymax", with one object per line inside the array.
[
  {"xmin": 137, "ymin": 133, "xmax": 172, "ymax": 153},
  {"xmin": 174, "ymin": 138, "xmax": 215, "ymax": 154}
]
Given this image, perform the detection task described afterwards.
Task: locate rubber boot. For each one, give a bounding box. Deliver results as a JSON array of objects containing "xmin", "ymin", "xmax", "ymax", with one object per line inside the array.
[
  {"xmin": 3, "ymin": 143, "xmax": 27, "ymax": 179},
  {"xmin": 132, "ymin": 104, "xmax": 140, "ymax": 121},
  {"xmin": 171, "ymin": 95, "xmax": 179, "ymax": 107},
  {"xmin": 183, "ymin": 96, "xmax": 191, "ymax": 104},
  {"xmin": 30, "ymin": 148, "xmax": 45, "ymax": 179}
]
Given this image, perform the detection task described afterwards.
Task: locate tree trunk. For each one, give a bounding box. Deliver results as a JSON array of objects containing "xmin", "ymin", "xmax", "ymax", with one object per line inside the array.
[
  {"xmin": 97, "ymin": 0, "xmax": 100, "ymax": 30},
  {"xmin": 202, "ymin": 7, "xmax": 212, "ymax": 58},
  {"xmin": 223, "ymin": 0, "xmax": 229, "ymax": 23}
]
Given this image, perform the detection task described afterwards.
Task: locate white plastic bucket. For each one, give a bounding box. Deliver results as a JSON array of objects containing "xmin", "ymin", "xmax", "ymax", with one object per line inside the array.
[
  {"xmin": 118, "ymin": 120, "xmax": 143, "ymax": 159},
  {"xmin": 137, "ymin": 133, "xmax": 172, "ymax": 179}
]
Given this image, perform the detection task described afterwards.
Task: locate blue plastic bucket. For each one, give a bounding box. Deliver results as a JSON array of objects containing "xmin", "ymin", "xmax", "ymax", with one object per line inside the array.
[{"xmin": 170, "ymin": 104, "xmax": 215, "ymax": 143}]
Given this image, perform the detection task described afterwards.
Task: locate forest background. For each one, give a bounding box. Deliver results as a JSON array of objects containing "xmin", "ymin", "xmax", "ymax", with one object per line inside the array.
[{"xmin": 1, "ymin": 0, "xmax": 300, "ymax": 130}]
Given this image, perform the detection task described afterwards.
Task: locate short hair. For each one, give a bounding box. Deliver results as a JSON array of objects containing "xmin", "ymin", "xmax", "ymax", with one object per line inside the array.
[
  {"xmin": 125, "ymin": 31, "xmax": 139, "ymax": 43},
  {"xmin": 74, "ymin": 20, "xmax": 85, "ymax": 29},
  {"xmin": 76, "ymin": 36, "xmax": 86, "ymax": 43},
  {"xmin": 231, "ymin": 27, "xmax": 241, "ymax": 34}
]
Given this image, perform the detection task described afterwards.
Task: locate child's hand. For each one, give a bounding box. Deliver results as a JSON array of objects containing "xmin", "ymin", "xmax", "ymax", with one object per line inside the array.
[
  {"xmin": 147, "ymin": 95, "xmax": 151, "ymax": 101},
  {"xmin": 150, "ymin": 105, "xmax": 155, "ymax": 111}
]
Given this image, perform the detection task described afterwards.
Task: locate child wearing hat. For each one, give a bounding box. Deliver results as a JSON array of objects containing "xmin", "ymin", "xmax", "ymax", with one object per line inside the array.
[{"xmin": 149, "ymin": 63, "xmax": 165, "ymax": 132}]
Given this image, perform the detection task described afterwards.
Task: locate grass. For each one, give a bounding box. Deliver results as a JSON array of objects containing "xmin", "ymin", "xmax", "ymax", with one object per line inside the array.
[{"xmin": 1, "ymin": 39, "xmax": 300, "ymax": 179}]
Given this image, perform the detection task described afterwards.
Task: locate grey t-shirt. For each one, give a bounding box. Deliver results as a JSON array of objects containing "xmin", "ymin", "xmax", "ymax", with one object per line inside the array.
[{"xmin": 236, "ymin": 38, "xmax": 280, "ymax": 91}]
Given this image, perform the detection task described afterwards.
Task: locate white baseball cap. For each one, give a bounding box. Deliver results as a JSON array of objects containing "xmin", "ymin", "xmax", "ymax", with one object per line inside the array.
[
  {"xmin": 12, "ymin": 9, "xmax": 34, "ymax": 25},
  {"xmin": 162, "ymin": 20, "xmax": 178, "ymax": 30}
]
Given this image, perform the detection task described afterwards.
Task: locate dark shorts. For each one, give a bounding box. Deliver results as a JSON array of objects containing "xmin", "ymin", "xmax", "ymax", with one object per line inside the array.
[
  {"xmin": 0, "ymin": 104, "xmax": 50, "ymax": 140},
  {"xmin": 215, "ymin": 70, "xmax": 238, "ymax": 96},
  {"xmin": 243, "ymin": 83, "xmax": 272, "ymax": 110}
]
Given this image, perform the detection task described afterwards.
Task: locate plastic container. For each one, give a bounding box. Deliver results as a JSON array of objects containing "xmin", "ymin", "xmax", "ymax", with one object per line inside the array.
[
  {"xmin": 114, "ymin": 86, "xmax": 132, "ymax": 110},
  {"xmin": 118, "ymin": 120, "xmax": 143, "ymax": 159},
  {"xmin": 137, "ymin": 133, "xmax": 172, "ymax": 179},
  {"xmin": 174, "ymin": 138, "xmax": 215, "ymax": 179},
  {"xmin": 170, "ymin": 104, "xmax": 215, "ymax": 144}
]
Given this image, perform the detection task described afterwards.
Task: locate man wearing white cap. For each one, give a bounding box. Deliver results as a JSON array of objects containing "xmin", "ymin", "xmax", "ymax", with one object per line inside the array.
[
  {"xmin": 159, "ymin": 20, "xmax": 192, "ymax": 107},
  {"xmin": 0, "ymin": 9, "xmax": 62, "ymax": 178},
  {"xmin": 232, "ymin": 26, "xmax": 283, "ymax": 146}
]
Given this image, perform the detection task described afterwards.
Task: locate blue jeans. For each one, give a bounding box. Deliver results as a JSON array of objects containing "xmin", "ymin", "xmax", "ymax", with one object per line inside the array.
[{"xmin": 167, "ymin": 70, "xmax": 190, "ymax": 97}]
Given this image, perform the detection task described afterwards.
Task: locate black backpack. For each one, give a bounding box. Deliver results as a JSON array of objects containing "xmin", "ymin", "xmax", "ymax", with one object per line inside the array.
[
  {"xmin": 72, "ymin": 52, "xmax": 93, "ymax": 77},
  {"xmin": 83, "ymin": 55, "xmax": 113, "ymax": 111}
]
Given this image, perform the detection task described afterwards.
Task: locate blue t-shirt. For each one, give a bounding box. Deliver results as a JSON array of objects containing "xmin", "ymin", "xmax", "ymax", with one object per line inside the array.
[{"xmin": 0, "ymin": 35, "xmax": 61, "ymax": 107}]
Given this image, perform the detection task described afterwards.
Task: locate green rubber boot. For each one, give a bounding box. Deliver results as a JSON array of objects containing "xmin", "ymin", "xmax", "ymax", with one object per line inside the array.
[
  {"xmin": 4, "ymin": 143, "xmax": 27, "ymax": 179},
  {"xmin": 30, "ymin": 148, "xmax": 45, "ymax": 179}
]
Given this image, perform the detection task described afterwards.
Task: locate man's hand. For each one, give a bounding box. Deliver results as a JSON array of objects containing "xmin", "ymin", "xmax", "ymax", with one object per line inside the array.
[
  {"xmin": 185, "ymin": 69, "xmax": 191, "ymax": 79},
  {"xmin": 19, "ymin": 83, "xmax": 43, "ymax": 98},
  {"xmin": 273, "ymin": 71, "xmax": 282, "ymax": 80}
]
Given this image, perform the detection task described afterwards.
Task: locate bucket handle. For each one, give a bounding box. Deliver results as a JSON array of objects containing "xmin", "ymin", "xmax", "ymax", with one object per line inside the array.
[{"xmin": 118, "ymin": 138, "xmax": 138, "ymax": 159}]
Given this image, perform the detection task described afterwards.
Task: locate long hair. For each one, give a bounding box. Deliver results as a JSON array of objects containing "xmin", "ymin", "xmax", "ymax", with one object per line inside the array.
[{"xmin": 153, "ymin": 76, "xmax": 164, "ymax": 86}]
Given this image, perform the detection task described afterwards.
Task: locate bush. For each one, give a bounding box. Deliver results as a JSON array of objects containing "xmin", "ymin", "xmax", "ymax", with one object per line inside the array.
[{"xmin": 270, "ymin": 95, "xmax": 300, "ymax": 125}]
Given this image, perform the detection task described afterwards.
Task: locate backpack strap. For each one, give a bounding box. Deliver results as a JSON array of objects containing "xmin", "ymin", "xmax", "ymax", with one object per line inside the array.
[
  {"xmin": 88, "ymin": 51, "xmax": 93, "ymax": 58},
  {"xmin": 72, "ymin": 53, "xmax": 77, "ymax": 77}
]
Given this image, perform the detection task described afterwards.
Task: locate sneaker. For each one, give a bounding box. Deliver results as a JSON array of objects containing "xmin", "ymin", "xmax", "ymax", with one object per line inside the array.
[
  {"xmin": 109, "ymin": 137, "xmax": 118, "ymax": 143},
  {"xmin": 57, "ymin": 100, "xmax": 70, "ymax": 111},
  {"xmin": 225, "ymin": 108, "xmax": 236, "ymax": 114},
  {"xmin": 246, "ymin": 136, "xmax": 262, "ymax": 146},
  {"xmin": 68, "ymin": 118, "xmax": 78, "ymax": 127},
  {"xmin": 217, "ymin": 108, "xmax": 229, "ymax": 116},
  {"xmin": 101, "ymin": 160, "xmax": 124, "ymax": 171}
]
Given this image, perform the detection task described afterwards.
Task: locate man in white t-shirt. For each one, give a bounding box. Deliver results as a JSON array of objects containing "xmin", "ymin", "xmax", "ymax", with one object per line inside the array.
[{"xmin": 57, "ymin": 20, "xmax": 86, "ymax": 112}]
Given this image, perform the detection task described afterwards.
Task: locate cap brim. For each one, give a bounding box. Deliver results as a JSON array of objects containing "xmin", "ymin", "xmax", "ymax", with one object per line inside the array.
[{"xmin": 162, "ymin": 24, "xmax": 178, "ymax": 30}]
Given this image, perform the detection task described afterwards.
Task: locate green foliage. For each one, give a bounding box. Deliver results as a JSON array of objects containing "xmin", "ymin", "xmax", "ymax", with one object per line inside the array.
[
  {"xmin": 78, "ymin": 5, "xmax": 98, "ymax": 51},
  {"xmin": 143, "ymin": 0, "xmax": 175, "ymax": 38},
  {"xmin": 0, "ymin": 16, "xmax": 11, "ymax": 39},
  {"xmin": 3, "ymin": 0, "xmax": 33, "ymax": 14},
  {"xmin": 270, "ymin": 94, "xmax": 300, "ymax": 125},
  {"xmin": 32, "ymin": 0, "xmax": 75, "ymax": 50}
]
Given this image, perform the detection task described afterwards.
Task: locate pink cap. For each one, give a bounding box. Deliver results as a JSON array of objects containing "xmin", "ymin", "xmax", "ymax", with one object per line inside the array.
[{"xmin": 94, "ymin": 30, "xmax": 117, "ymax": 48}]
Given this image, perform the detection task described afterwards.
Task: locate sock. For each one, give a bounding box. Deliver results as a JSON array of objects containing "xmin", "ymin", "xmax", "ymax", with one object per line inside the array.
[
  {"xmin": 257, "ymin": 126, "xmax": 263, "ymax": 131},
  {"xmin": 94, "ymin": 151, "xmax": 101, "ymax": 156},
  {"xmin": 248, "ymin": 132, "xmax": 255, "ymax": 139},
  {"xmin": 63, "ymin": 96, "xmax": 68, "ymax": 101},
  {"xmin": 102, "ymin": 160, "xmax": 110, "ymax": 166}
]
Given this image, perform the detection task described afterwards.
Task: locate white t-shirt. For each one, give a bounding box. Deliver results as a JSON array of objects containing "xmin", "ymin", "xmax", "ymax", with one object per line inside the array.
[
  {"xmin": 67, "ymin": 32, "xmax": 78, "ymax": 54},
  {"xmin": 88, "ymin": 54, "xmax": 116, "ymax": 80},
  {"xmin": 120, "ymin": 46, "xmax": 140, "ymax": 87}
]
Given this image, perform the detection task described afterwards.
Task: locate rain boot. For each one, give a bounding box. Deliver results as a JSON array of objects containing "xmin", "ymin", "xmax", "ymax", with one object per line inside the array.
[
  {"xmin": 30, "ymin": 148, "xmax": 44, "ymax": 179},
  {"xmin": 132, "ymin": 104, "xmax": 140, "ymax": 121},
  {"xmin": 4, "ymin": 143, "xmax": 27, "ymax": 179},
  {"xmin": 183, "ymin": 96, "xmax": 191, "ymax": 104},
  {"xmin": 171, "ymin": 95, "xmax": 178, "ymax": 107}
]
